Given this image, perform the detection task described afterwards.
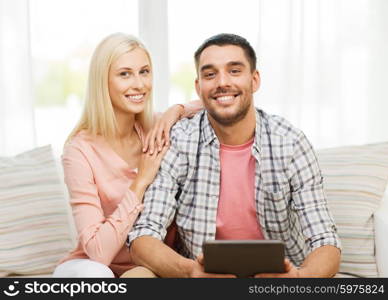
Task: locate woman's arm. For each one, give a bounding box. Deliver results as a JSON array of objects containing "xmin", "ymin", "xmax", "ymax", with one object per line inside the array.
[
  {"xmin": 179, "ymin": 99, "xmax": 203, "ymax": 119},
  {"xmin": 144, "ymin": 100, "xmax": 203, "ymax": 153},
  {"xmin": 62, "ymin": 141, "xmax": 169, "ymax": 266},
  {"xmin": 62, "ymin": 144, "xmax": 143, "ymax": 266}
]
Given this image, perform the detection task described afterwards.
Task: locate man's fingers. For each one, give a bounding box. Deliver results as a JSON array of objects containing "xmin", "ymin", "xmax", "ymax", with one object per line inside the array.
[
  {"xmin": 196, "ymin": 253, "xmax": 204, "ymax": 265},
  {"xmin": 254, "ymin": 273, "xmax": 280, "ymax": 278},
  {"xmin": 208, "ymin": 274, "xmax": 236, "ymax": 278},
  {"xmin": 284, "ymin": 258, "xmax": 293, "ymax": 272},
  {"xmin": 201, "ymin": 272, "xmax": 236, "ymax": 278}
]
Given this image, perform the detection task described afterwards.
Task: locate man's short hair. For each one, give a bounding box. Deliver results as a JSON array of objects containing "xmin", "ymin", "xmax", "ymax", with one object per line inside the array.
[{"xmin": 194, "ymin": 33, "xmax": 257, "ymax": 72}]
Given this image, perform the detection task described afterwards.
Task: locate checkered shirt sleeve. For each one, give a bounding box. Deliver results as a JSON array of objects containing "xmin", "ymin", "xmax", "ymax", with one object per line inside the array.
[
  {"xmin": 288, "ymin": 130, "xmax": 340, "ymax": 251},
  {"xmin": 127, "ymin": 126, "xmax": 188, "ymax": 244}
]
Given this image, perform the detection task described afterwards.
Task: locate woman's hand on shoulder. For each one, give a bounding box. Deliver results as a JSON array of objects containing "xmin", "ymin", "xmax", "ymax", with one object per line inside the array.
[
  {"xmin": 135, "ymin": 144, "xmax": 170, "ymax": 188},
  {"xmin": 130, "ymin": 144, "xmax": 169, "ymax": 201},
  {"xmin": 143, "ymin": 104, "xmax": 184, "ymax": 154}
]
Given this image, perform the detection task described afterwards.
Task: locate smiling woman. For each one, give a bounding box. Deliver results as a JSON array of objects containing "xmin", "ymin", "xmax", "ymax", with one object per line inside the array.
[
  {"xmin": 108, "ymin": 48, "xmax": 153, "ymax": 119},
  {"xmin": 66, "ymin": 34, "xmax": 152, "ymax": 142},
  {"xmin": 51, "ymin": 32, "xmax": 202, "ymax": 277}
]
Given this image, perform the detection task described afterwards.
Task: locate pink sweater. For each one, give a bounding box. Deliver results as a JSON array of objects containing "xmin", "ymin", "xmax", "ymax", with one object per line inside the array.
[
  {"xmin": 59, "ymin": 102, "xmax": 202, "ymax": 276},
  {"xmin": 59, "ymin": 125, "xmax": 144, "ymax": 276}
]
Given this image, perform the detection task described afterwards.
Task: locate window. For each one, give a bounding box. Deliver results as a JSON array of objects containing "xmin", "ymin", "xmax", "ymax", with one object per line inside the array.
[
  {"xmin": 168, "ymin": 0, "xmax": 260, "ymax": 105},
  {"xmin": 30, "ymin": 0, "xmax": 138, "ymax": 154}
]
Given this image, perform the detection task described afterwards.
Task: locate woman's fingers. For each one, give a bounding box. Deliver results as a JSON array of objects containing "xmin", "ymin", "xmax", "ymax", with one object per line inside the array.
[
  {"xmin": 156, "ymin": 126, "xmax": 165, "ymax": 151},
  {"xmin": 145, "ymin": 116, "xmax": 175, "ymax": 154},
  {"xmin": 163, "ymin": 124, "xmax": 170, "ymax": 146},
  {"xmin": 148, "ymin": 129, "xmax": 157, "ymax": 154},
  {"xmin": 143, "ymin": 132, "xmax": 150, "ymax": 153}
]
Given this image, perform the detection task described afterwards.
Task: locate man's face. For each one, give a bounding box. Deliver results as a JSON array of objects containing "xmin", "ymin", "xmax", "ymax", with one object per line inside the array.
[{"xmin": 195, "ymin": 45, "xmax": 260, "ymax": 126}]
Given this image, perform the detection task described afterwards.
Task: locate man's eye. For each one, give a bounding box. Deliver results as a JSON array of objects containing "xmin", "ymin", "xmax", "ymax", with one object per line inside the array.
[
  {"xmin": 204, "ymin": 72, "xmax": 215, "ymax": 78},
  {"xmin": 230, "ymin": 69, "xmax": 241, "ymax": 74}
]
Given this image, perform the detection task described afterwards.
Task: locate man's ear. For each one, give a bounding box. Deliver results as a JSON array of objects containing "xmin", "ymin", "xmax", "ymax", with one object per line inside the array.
[
  {"xmin": 252, "ymin": 70, "xmax": 260, "ymax": 93},
  {"xmin": 195, "ymin": 78, "xmax": 200, "ymax": 96}
]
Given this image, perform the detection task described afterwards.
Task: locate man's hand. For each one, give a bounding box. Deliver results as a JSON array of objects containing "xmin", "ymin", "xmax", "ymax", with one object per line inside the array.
[
  {"xmin": 254, "ymin": 258, "xmax": 301, "ymax": 278},
  {"xmin": 188, "ymin": 254, "xmax": 236, "ymax": 278}
]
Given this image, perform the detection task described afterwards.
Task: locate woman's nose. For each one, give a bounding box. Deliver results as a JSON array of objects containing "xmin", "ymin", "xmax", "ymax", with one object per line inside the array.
[{"xmin": 131, "ymin": 75, "xmax": 144, "ymax": 89}]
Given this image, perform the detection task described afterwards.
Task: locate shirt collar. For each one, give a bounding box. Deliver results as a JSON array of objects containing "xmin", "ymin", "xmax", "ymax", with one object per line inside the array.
[
  {"xmin": 201, "ymin": 111, "xmax": 219, "ymax": 147},
  {"xmin": 201, "ymin": 108, "xmax": 263, "ymax": 157},
  {"xmin": 253, "ymin": 109, "xmax": 262, "ymax": 156}
]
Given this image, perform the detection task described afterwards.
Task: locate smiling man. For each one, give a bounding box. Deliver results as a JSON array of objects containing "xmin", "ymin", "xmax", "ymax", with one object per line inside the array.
[{"xmin": 125, "ymin": 33, "xmax": 341, "ymax": 278}]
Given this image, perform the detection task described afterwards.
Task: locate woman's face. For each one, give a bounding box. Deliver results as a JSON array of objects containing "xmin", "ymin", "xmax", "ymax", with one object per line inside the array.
[{"xmin": 108, "ymin": 47, "xmax": 152, "ymax": 116}]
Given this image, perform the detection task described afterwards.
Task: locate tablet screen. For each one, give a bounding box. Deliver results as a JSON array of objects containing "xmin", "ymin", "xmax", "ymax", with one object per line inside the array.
[{"xmin": 203, "ymin": 240, "xmax": 285, "ymax": 277}]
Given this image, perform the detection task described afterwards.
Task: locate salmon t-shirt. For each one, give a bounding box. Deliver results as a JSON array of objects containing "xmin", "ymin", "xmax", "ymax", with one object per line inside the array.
[{"xmin": 216, "ymin": 138, "xmax": 264, "ymax": 240}]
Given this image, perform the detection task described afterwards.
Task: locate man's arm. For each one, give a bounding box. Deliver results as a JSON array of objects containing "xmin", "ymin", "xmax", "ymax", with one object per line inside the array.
[
  {"xmin": 255, "ymin": 245, "xmax": 340, "ymax": 278},
  {"xmin": 130, "ymin": 236, "xmax": 236, "ymax": 278},
  {"xmin": 299, "ymin": 245, "xmax": 340, "ymax": 277},
  {"xmin": 279, "ymin": 130, "xmax": 341, "ymax": 278},
  {"xmin": 130, "ymin": 236, "xmax": 192, "ymax": 277},
  {"xmin": 127, "ymin": 123, "xmax": 234, "ymax": 278},
  {"xmin": 127, "ymin": 129, "xmax": 185, "ymax": 269},
  {"xmin": 288, "ymin": 131, "xmax": 341, "ymax": 247}
]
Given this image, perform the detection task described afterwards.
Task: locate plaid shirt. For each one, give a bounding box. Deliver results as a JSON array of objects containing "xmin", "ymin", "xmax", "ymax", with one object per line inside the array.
[{"xmin": 128, "ymin": 109, "xmax": 341, "ymax": 266}]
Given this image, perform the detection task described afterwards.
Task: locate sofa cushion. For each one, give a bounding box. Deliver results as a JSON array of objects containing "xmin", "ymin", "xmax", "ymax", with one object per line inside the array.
[
  {"xmin": 0, "ymin": 145, "xmax": 74, "ymax": 277},
  {"xmin": 374, "ymin": 194, "xmax": 388, "ymax": 277},
  {"xmin": 317, "ymin": 142, "xmax": 388, "ymax": 277}
]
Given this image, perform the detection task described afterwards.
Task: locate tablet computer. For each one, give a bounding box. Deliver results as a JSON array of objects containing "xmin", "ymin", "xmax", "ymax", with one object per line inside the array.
[{"xmin": 203, "ymin": 240, "xmax": 285, "ymax": 278}]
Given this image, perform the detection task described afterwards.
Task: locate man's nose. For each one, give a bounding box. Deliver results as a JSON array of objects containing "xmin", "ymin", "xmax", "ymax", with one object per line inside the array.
[{"xmin": 216, "ymin": 71, "xmax": 231, "ymax": 87}]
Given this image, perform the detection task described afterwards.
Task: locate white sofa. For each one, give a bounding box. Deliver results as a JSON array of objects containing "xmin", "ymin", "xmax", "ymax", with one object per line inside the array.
[
  {"xmin": 317, "ymin": 142, "xmax": 388, "ymax": 277},
  {"xmin": 375, "ymin": 193, "xmax": 388, "ymax": 277},
  {"xmin": 1, "ymin": 143, "xmax": 388, "ymax": 277}
]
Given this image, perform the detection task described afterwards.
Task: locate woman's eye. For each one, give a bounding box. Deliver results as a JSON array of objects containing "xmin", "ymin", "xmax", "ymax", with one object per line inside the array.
[
  {"xmin": 120, "ymin": 71, "xmax": 130, "ymax": 77},
  {"xmin": 140, "ymin": 69, "xmax": 150, "ymax": 75}
]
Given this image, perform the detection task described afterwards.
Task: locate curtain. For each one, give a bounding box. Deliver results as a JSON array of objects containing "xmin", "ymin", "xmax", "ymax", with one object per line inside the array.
[
  {"xmin": 1, "ymin": 0, "xmax": 387, "ymax": 155},
  {"xmin": 0, "ymin": 0, "xmax": 35, "ymax": 156},
  {"xmin": 139, "ymin": 0, "xmax": 169, "ymax": 113},
  {"xmin": 255, "ymin": 0, "xmax": 388, "ymax": 149}
]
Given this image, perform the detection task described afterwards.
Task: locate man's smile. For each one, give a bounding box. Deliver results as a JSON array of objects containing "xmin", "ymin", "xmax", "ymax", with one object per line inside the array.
[{"xmin": 211, "ymin": 92, "xmax": 242, "ymax": 105}]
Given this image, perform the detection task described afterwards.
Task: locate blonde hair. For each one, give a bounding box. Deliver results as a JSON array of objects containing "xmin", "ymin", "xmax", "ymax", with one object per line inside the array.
[{"xmin": 66, "ymin": 32, "xmax": 153, "ymax": 143}]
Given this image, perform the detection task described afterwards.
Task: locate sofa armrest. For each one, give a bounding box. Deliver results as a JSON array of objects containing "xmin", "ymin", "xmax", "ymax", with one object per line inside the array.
[{"xmin": 375, "ymin": 202, "xmax": 388, "ymax": 277}]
